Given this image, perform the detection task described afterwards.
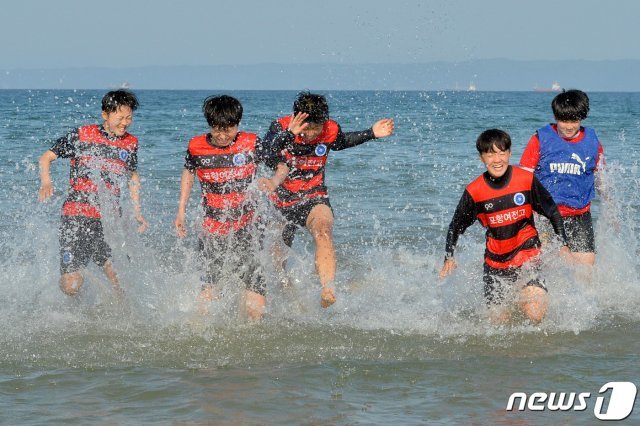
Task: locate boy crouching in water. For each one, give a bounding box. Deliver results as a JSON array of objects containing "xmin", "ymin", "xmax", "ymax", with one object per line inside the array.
[
  {"xmin": 174, "ymin": 95, "xmax": 287, "ymax": 321},
  {"xmin": 439, "ymin": 129, "xmax": 570, "ymax": 324}
]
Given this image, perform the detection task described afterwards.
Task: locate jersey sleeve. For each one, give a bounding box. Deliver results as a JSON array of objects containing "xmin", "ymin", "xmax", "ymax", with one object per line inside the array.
[
  {"xmin": 444, "ymin": 190, "xmax": 478, "ymax": 259},
  {"xmin": 49, "ymin": 129, "xmax": 79, "ymax": 158},
  {"xmin": 184, "ymin": 147, "xmax": 197, "ymax": 171},
  {"xmin": 262, "ymin": 120, "xmax": 294, "ymax": 169},
  {"xmin": 519, "ymin": 133, "xmax": 541, "ymax": 172},
  {"xmin": 331, "ymin": 125, "xmax": 376, "ymax": 151},
  {"xmin": 126, "ymin": 146, "xmax": 138, "ymax": 172}
]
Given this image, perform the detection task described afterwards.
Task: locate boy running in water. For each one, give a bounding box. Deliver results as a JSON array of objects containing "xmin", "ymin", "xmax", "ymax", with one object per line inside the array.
[
  {"xmin": 175, "ymin": 95, "xmax": 286, "ymax": 321},
  {"xmin": 38, "ymin": 90, "xmax": 147, "ymax": 298},
  {"xmin": 263, "ymin": 91, "xmax": 394, "ymax": 308},
  {"xmin": 520, "ymin": 89, "xmax": 604, "ymax": 267},
  {"xmin": 440, "ymin": 129, "xmax": 569, "ymax": 324}
]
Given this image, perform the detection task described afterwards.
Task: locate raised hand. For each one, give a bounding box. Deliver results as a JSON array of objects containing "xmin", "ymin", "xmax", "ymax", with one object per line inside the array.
[
  {"xmin": 372, "ymin": 118, "xmax": 395, "ymax": 139},
  {"xmin": 287, "ymin": 112, "xmax": 310, "ymax": 136}
]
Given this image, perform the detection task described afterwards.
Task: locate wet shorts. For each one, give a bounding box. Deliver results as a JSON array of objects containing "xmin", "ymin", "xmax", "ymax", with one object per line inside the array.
[
  {"xmin": 198, "ymin": 226, "xmax": 266, "ymax": 296},
  {"xmin": 562, "ymin": 211, "xmax": 596, "ymax": 253},
  {"xmin": 59, "ymin": 216, "xmax": 112, "ymax": 274},
  {"xmin": 483, "ymin": 263, "xmax": 547, "ymax": 306},
  {"xmin": 279, "ymin": 198, "xmax": 333, "ymax": 247}
]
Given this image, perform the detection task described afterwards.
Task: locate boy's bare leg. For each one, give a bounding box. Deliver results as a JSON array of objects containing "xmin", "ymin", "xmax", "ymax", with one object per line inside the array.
[
  {"xmin": 272, "ymin": 223, "xmax": 292, "ymax": 287},
  {"xmin": 518, "ymin": 285, "xmax": 548, "ymax": 324},
  {"xmin": 243, "ymin": 290, "xmax": 266, "ymax": 321},
  {"xmin": 103, "ymin": 260, "xmax": 124, "ymax": 300},
  {"xmin": 486, "ymin": 305, "xmax": 511, "ymax": 325},
  {"xmin": 306, "ymin": 204, "xmax": 336, "ymax": 308}
]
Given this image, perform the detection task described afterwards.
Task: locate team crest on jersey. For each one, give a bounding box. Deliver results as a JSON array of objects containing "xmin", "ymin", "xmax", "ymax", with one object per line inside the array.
[
  {"xmin": 315, "ymin": 144, "xmax": 327, "ymax": 156},
  {"xmin": 233, "ymin": 153, "xmax": 247, "ymax": 166},
  {"xmin": 62, "ymin": 252, "xmax": 74, "ymax": 264},
  {"xmin": 119, "ymin": 149, "xmax": 129, "ymax": 161},
  {"xmin": 513, "ymin": 193, "xmax": 526, "ymax": 206}
]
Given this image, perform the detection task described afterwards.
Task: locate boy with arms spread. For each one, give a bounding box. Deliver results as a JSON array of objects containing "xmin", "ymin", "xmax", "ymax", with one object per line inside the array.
[
  {"xmin": 439, "ymin": 129, "xmax": 569, "ymax": 324},
  {"xmin": 520, "ymin": 89, "xmax": 604, "ymax": 266},
  {"xmin": 174, "ymin": 95, "xmax": 287, "ymax": 321},
  {"xmin": 38, "ymin": 90, "xmax": 147, "ymax": 298},
  {"xmin": 263, "ymin": 91, "xmax": 394, "ymax": 308}
]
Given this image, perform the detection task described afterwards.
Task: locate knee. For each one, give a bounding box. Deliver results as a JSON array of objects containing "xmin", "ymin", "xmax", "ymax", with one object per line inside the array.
[
  {"xmin": 60, "ymin": 273, "xmax": 83, "ymax": 296},
  {"xmin": 310, "ymin": 221, "xmax": 334, "ymax": 242},
  {"xmin": 519, "ymin": 287, "xmax": 548, "ymax": 323}
]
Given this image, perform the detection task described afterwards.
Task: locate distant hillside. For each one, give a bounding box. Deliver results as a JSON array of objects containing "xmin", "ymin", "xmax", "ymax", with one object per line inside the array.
[{"xmin": 1, "ymin": 59, "xmax": 639, "ymax": 91}]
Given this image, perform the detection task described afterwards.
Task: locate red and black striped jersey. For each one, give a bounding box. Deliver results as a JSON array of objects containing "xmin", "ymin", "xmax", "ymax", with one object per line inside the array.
[
  {"xmin": 445, "ymin": 166, "xmax": 567, "ymax": 269},
  {"xmin": 185, "ymin": 132, "xmax": 262, "ymax": 235},
  {"xmin": 263, "ymin": 116, "xmax": 375, "ymax": 209},
  {"xmin": 51, "ymin": 124, "xmax": 138, "ymax": 219}
]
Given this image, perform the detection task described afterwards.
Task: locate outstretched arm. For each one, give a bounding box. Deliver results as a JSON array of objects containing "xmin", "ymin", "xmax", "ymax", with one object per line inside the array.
[
  {"xmin": 128, "ymin": 171, "xmax": 148, "ymax": 233},
  {"xmin": 175, "ymin": 168, "xmax": 195, "ymax": 238},
  {"xmin": 38, "ymin": 150, "xmax": 58, "ymax": 202},
  {"xmin": 332, "ymin": 118, "xmax": 395, "ymax": 151}
]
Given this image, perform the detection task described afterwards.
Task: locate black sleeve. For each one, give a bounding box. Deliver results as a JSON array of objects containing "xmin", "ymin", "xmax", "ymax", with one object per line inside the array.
[
  {"xmin": 331, "ymin": 125, "xmax": 376, "ymax": 151},
  {"xmin": 530, "ymin": 176, "xmax": 568, "ymax": 245},
  {"xmin": 127, "ymin": 147, "xmax": 138, "ymax": 172},
  {"xmin": 444, "ymin": 190, "xmax": 478, "ymax": 259},
  {"xmin": 262, "ymin": 121, "xmax": 294, "ymax": 169},
  {"xmin": 254, "ymin": 135, "xmax": 271, "ymax": 165},
  {"xmin": 49, "ymin": 129, "xmax": 79, "ymax": 158},
  {"xmin": 184, "ymin": 150, "xmax": 197, "ymax": 171}
]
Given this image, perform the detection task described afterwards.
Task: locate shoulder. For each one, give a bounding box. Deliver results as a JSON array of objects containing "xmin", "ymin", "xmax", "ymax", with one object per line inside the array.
[
  {"xmin": 187, "ymin": 134, "xmax": 208, "ymax": 151},
  {"xmin": 511, "ymin": 165, "xmax": 534, "ymax": 182},
  {"xmin": 322, "ymin": 119, "xmax": 340, "ymax": 140},
  {"xmin": 465, "ymin": 174, "xmax": 486, "ymax": 195},
  {"xmin": 77, "ymin": 124, "xmax": 99, "ymax": 138},
  {"xmin": 277, "ymin": 116, "xmax": 291, "ymax": 129},
  {"xmin": 236, "ymin": 131, "xmax": 258, "ymax": 146}
]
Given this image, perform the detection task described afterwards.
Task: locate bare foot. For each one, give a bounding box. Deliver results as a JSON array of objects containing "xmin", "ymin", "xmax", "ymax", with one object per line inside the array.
[{"xmin": 320, "ymin": 286, "xmax": 336, "ymax": 308}]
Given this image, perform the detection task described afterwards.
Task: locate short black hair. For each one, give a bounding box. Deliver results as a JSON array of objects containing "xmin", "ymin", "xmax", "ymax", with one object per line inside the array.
[
  {"xmin": 101, "ymin": 90, "xmax": 139, "ymax": 113},
  {"xmin": 202, "ymin": 95, "xmax": 243, "ymax": 128},
  {"xmin": 552, "ymin": 89, "xmax": 590, "ymax": 121},
  {"xmin": 293, "ymin": 91, "xmax": 329, "ymax": 124},
  {"xmin": 476, "ymin": 129, "xmax": 512, "ymax": 153}
]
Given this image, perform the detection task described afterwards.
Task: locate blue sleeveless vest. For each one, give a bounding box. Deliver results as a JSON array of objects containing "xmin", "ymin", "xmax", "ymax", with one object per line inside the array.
[{"xmin": 535, "ymin": 124, "xmax": 600, "ymax": 209}]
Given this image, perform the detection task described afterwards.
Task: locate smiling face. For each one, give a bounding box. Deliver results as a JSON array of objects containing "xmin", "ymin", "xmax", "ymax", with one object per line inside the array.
[
  {"xmin": 102, "ymin": 106, "xmax": 133, "ymax": 137},
  {"xmin": 479, "ymin": 144, "xmax": 511, "ymax": 178},
  {"xmin": 210, "ymin": 125, "xmax": 239, "ymax": 147},
  {"xmin": 556, "ymin": 119, "xmax": 581, "ymax": 139}
]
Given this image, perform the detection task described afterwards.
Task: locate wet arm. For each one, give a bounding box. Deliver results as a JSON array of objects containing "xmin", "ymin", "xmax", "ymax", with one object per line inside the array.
[
  {"xmin": 530, "ymin": 177, "xmax": 568, "ymax": 245},
  {"xmin": 38, "ymin": 150, "xmax": 58, "ymax": 201},
  {"xmin": 258, "ymin": 162, "xmax": 290, "ymax": 193},
  {"xmin": 262, "ymin": 121, "xmax": 294, "ymax": 166},
  {"xmin": 331, "ymin": 126, "xmax": 376, "ymax": 151},
  {"xmin": 175, "ymin": 168, "xmax": 195, "ymax": 238},
  {"xmin": 444, "ymin": 190, "xmax": 477, "ymax": 259},
  {"xmin": 128, "ymin": 171, "xmax": 148, "ymax": 232}
]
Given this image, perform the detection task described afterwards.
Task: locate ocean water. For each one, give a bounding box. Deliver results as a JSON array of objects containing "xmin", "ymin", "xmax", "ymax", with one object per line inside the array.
[{"xmin": 0, "ymin": 89, "xmax": 639, "ymax": 424}]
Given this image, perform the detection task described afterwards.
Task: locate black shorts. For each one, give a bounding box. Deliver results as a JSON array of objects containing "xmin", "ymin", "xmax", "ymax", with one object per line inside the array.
[
  {"xmin": 562, "ymin": 211, "xmax": 596, "ymax": 253},
  {"xmin": 59, "ymin": 216, "xmax": 112, "ymax": 274},
  {"xmin": 198, "ymin": 225, "xmax": 266, "ymax": 296},
  {"xmin": 279, "ymin": 198, "xmax": 333, "ymax": 247},
  {"xmin": 483, "ymin": 263, "xmax": 547, "ymax": 306}
]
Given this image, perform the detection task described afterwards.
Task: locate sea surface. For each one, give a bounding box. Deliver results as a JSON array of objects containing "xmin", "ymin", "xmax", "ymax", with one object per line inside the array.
[{"xmin": 0, "ymin": 89, "xmax": 639, "ymax": 424}]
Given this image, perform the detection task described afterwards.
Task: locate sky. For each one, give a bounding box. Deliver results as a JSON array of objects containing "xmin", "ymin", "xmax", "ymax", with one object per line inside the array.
[{"xmin": 2, "ymin": 0, "xmax": 640, "ymax": 69}]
